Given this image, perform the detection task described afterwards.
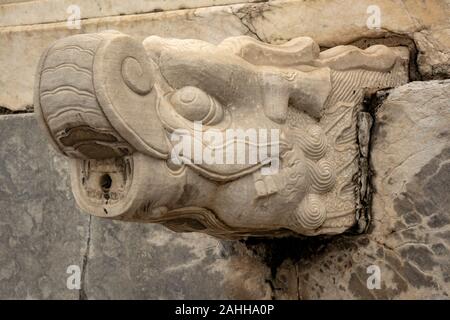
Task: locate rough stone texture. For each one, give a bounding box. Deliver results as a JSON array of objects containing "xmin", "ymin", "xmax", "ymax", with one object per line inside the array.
[
  {"xmin": 265, "ymin": 80, "xmax": 450, "ymax": 299},
  {"xmin": 85, "ymin": 220, "xmax": 272, "ymax": 299},
  {"xmin": 414, "ymin": 29, "xmax": 450, "ymax": 80},
  {"xmin": 0, "ymin": 114, "xmax": 89, "ymax": 299},
  {"xmin": 1, "ymin": 0, "xmax": 450, "ymax": 111},
  {"xmin": 0, "ymin": 81, "xmax": 449, "ymax": 299},
  {"xmin": 0, "ymin": 114, "xmax": 272, "ymax": 299},
  {"xmin": 0, "ymin": 0, "xmax": 259, "ymax": 27}
]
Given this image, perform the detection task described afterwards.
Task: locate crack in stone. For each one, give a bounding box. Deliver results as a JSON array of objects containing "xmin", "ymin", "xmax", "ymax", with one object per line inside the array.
[
  {"xmin": 230, "ymin": 4, "xmax": 268, "ymax": 42},
  {"xmin": 295, "ymin": 264, "xmax": 301, "ymax": 300},
  {"xmin": 0, "ymin": 1, "xmax": 270, "ymax": 28},
  {"xmin": 79, "ymin": 215, "xmax": 92, "ymax": 300},
  {"xmin": 240, "ymin": 236, "xmax": 337, "ymax": 299},
  {"xmin": 348, "ymin": 34, "xmax": 422, "ymax": 81},
  {"xmin": 0, "ymin": 105, "xmax": 34, "ymax": 115},
  {"xmin": 354, "ymin": 110, "xmax": 373, "ymax": 234}
]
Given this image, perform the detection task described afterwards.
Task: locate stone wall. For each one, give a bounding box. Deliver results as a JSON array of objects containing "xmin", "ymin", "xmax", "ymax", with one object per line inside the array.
[
  {"xmin": 0, "ymin": 0, "xmax": 449, "ymax": 299},
  {"xmin": 2, "ymin": 0, "xmax": 450, "ymax": 111}
]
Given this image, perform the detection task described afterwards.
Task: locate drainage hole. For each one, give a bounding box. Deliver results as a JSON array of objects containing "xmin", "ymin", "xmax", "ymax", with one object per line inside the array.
[{"xmin": 100, "ymin": 174, "xmax": 112, "ymax": 193}]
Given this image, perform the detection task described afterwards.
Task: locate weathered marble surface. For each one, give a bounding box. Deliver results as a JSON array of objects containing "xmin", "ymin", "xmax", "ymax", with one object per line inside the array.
[
  {"xmin": 369, "ymin": 80, "xmax": 450, "ymax": 298},
  {"xmin": 1, "ymin": 0, "xmax": 449, "ymax": 111}
]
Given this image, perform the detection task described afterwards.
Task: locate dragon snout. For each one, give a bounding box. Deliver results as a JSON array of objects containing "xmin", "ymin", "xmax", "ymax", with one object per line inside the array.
[{"xmin": 35, "ymin": 31, "xmax": 170, "ymax": 161}]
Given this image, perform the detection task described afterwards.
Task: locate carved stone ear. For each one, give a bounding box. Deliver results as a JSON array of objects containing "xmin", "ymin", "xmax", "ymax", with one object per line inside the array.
[{"xmin": 35, "ymin": 31, "xmax": 169, "ymax": 160}]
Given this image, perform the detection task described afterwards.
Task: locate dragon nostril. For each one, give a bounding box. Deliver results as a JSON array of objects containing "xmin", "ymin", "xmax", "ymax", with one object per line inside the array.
[{"xmin": 100, "ymin": 174, "xmax": 112, "ymax": 193}]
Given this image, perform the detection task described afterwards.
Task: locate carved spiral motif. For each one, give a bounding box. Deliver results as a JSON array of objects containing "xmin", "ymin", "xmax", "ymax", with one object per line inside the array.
[
  {"xmin": 297, "ymin": 125, "xmax": 327, "ymax": 160},
  {"xmin": 296, "ymin": 194, "xmax": 327, "ymax": 230},
  {"xmin": 121, "ymin": 57, "xmax": 153, "ymax": 95},
  {"xmin": 307, "ymin": 159, "xmax": 336, "ymax": 193},
  {"xmin": 91, "ymin": 32, "xmax": 170, "ymax": 158}
]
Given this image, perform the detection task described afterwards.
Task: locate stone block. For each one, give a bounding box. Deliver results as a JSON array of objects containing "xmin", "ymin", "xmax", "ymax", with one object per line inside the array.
[
  {"xmin": 0, "ymin": 114, "xmax": 272, "ymax": 299},
  {"xmin": 0, "ymin": 0, "xmax": 259, "ymax": 27},
  {"xmin": 0, "ymin": 113, "xmax": 89, "ymax": 299}
]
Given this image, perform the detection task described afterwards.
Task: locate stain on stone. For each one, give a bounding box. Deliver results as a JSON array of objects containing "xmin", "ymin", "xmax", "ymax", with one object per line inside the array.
[
  {"xmin": 349, "ymin": 271, "xmax": 375, "ymax": 299},
  {"xmin": 384, "ymin": 146, "xmax": 450, "ymax": 294},
  {"xmin": 384, "ymin": 251, "xmax": 402, "ymax": 272},
  {"xmin": 176, "ymin": 184, "xmax": 200, "ymax": 206},
  {"xmin": 437, "ymin": 130, "xmax": 449, "ymax": 139},
  {"xmin": 394, "ymin": 193, "xmax": 413, "ymax": 214},
  {"xmin": 404, "ymin": 211, "xmax": 422, "ymax": 225},
  {"xmin": 231, "ymin": 2, "xmax": 273, "ymax": 42},
  {"xmin": 402, "ymin": 262, "xmax": 437, "ymax": 289},
  {"xmin": 349, "ymin": 35, "xmax": 421, "ymax": 81},
  {"xmin": 401, "ymin": 229, "xmax": 419, "ymax": 241},
  {"xmin": 425, "ymin": 163, "xmax": 450, "ymax": 206},
  {"xmin": 428, "ymin": 214, "xmax": 449, "ymax": 228},
  {"xmin": 400, "ymin": 246, "xmax": 436, "ymax": 272},
  {"xmin": 394, "ymin": 193, "xmax": 424, "ymax": 225},
  {"xmin": 376, "ymin": 247, "xmax": 384, "ymax": 258},
  {"xmin": 431, "ymin": 243, "xmax": 447, "ymax": 256},
  {"xmin": 393, "ymin": 148, "xmax": 450, "ymax": 235},
  {"xmin": 0, "ymin": 106, "xmax": 33, "ymax": 115},
  {"xmin": 414, "ymin": 199, "xmax": 436, "ymax": 217},
  {"xmin": 387, "ymin": 269, "xmax": 409, "ymax": 296}
]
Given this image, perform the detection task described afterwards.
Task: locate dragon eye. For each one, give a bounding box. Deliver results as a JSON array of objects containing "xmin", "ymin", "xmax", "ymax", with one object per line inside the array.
[{"xmin": 170, "ymin": 86, "xmax": 224, "ymax": 125}]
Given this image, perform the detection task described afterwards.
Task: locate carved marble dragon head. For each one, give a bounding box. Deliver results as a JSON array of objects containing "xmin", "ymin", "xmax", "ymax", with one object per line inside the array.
[{"xmin": 35, "ymin": 31, "xmax": 408, "ymax": 238}]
